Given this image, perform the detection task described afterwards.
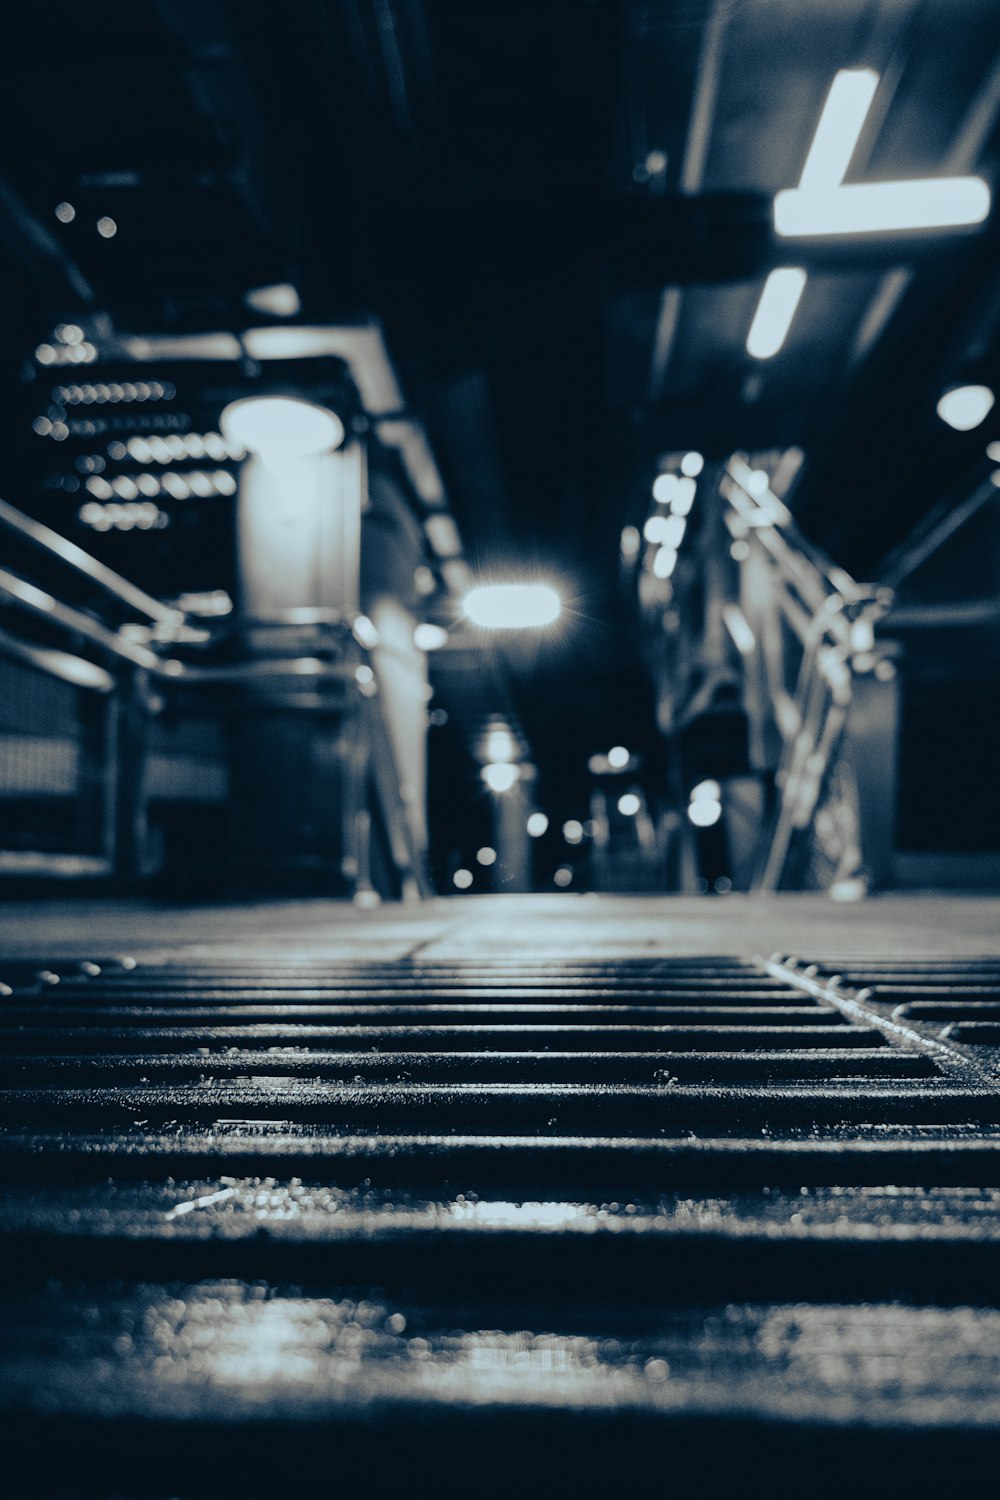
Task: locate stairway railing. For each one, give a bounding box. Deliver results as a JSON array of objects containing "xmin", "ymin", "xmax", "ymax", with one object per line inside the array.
[
  {"xmin": 718, "ymin": 459, "xmax": 898, "ymax": 893},
  {"xmin": 0, "ymin": 497, "xmax": 430, "ymax": 898}
]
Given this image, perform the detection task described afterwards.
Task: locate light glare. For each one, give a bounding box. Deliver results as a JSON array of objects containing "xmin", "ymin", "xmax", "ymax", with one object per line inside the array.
[
  {"xmin": 617, "ymin": 792, "xmax": 640, "ymax": 816},
  {"xmin": 680, "ymin": 451, "xmax": 704, "ymax": 478},
  {"xmin": 936, "ymin": 384, "xmax": 995, "ymax": 432},
  {"xmin": 607, "ymin": 745, "xmax": 630, "ymax": 769},
  {"xmin": 453, "ymin": 868, "xmax": 473, "ymax": 889},
  {"xmin": 652, "ymin": 473, "xmax": 678, "ymax": 505},
  {"xmin": 775, "ymin": 178, "xmax": 990, "ymax": 237},
  {"xmin": 463, "ymin": 583, "xmax": 561, "ymax": 629},
  {"xmin": 476, "ymin": 846, "xmax": 497, "ymax": 866},
  {"xmin": 526, "ymin": 812, "xmax": 549, "ymax": 837},
  {"xmin": 746, "ymin": 267, "xmax": 807, "ymax": 359}
]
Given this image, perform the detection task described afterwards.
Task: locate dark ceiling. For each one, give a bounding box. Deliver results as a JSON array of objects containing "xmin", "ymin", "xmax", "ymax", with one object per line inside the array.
[{"xmin": 3, "ymin": 0, "xmax": 1000, "ymax": 807}]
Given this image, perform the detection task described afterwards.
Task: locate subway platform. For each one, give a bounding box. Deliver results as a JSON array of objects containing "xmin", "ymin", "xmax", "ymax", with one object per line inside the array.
[{"xmin": 4, "ymin": 891, "xmax": 1000, "ymax": 1495}]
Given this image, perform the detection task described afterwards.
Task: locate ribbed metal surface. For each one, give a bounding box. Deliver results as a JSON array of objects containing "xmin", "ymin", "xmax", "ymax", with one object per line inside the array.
[{"xmin": 4, "ymin": 948, "xmax": 1000, "ymax": 1491}]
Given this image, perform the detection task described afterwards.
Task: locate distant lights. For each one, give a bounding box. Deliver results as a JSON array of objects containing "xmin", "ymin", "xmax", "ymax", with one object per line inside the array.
[
  {"xmin": 746, "ymin": 468, "xmax": 770, "ymax": 496},
  {"xmin": 476, "ymin": 846, "xmax": 497, "ymax": 866},
  {"xmin": 79, "ymin": 499, "xmax": 166, "ymax": 532},
  {"xmin": 607, "ymin": 745, "xmax": 630, "ymax": 770},
  {"xmin": 414, "ymin": 622, "xmax": 449, "ymax": 651},
  {"xmin": 453, "ymin": 868, "xmax": 474, "ymax": 890},
  {"xmin": 80, "ymin": 468, "xmax": 236, "ymax": 501},
  {"xmin": 55, "ymin": 380, "xmax": 175, "ymax": 405},
  {"xmin": 54, "ymin": 202, "xmax": 76, "ymax": 223},
  {"xmin": 653, "ymin": 546, "xmax": 677, "ymax": 579},
  {"xmin": 483, "ymin": 762, "xmax": 520, "ymax": 793},
  {"xmin": 644, "ymin": 514, "xmax": 671, "ymax": 544},
  {"xmin": 936, "ymin": 384, "xmax": 995, "ymax": 432},
  {"xmin": 526, "ymin": 812, "xmax": 549, "ymax": 837},
  {"xmin": 35, "ymin": 340, "xmax": 97, "ymax": 366},
  {"xmin": 652, "ymin": 473, "xmax": 678, "ymax": 505},
  {"xmin": 986, "ymin": 441, "xmax": 1000, "ymax": 463},
  {"xmin": 652, "ymin": 472, "xmax": 699, "ymax": 510},
  {"xmin": 96, "ymin": 216, "xmax": 118, "ymax": 239},
  {"xmin": 688, "ymin": 778, "xmax": 723, "ymax": 828},
  {"xmin": 485, "ymin": 726, "xmax": 516, "ymax": 764},
  {"xmin": 553, "ymin": 866, "xmax": 574, "ymax": 888},
  {"xmin": 463, "ymin": 582, "xmax": 561, "ymax": 629},
  {"xmin": 670, "ymin": 477, "xmax": 697, "ymax": 516},
  {"xmin": 563, "ymin": 819, "xmax": 584, "ymax": 845},
  {"xmin": 617, "ymin": 792, "xmax": 641, "ymax": 817},
  {"xmin": 680, "ymin": 451, "xmax": 704, "ymax": 478},
  {"xmin": 660, "ymin": 515, "xmax": 686, "ymax": 549},
  {"xmin": 620, "ymin": 525, "xmax": 641, "ymax": 560}
]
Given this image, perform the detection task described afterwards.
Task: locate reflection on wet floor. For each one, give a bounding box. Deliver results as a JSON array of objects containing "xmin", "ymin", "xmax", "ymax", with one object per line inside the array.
[
  {"xmin": 11, "ymin": 1179, "xmax": 1000, "ymax": 1238},
  {"xmin": 9, "ymin": 1278, "xmax": 1000, "ymax": 1423}
]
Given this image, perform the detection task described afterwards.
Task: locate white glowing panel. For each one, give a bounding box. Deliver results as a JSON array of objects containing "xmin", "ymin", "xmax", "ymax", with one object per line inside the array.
[
  {"xmin": 463, "ymin": 583, "xmax": 561, "ymax": 629},
  {"xmin": 775, "ymin": 178, "xmax": 990, "ymax": 237},
  {"xmin": 746, "ymin": 267, "xmax": 807, "ymax": 359},
  {"xmin": 936, "ymin": 384, "xmax": 995, "ymax": 432},
  {"xmin": 798, "ymin": 69, "xmax": 879, "ymax": 191}
]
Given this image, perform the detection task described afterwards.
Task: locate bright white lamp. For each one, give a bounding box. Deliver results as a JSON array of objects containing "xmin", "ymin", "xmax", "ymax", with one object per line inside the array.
[
  {"xmin": 463, "ymin": 583, "xmax": 561, "ymax": 629},
  {"xmin": 220, "ymin": 395, "xmax": 345, "ymax": 460}
]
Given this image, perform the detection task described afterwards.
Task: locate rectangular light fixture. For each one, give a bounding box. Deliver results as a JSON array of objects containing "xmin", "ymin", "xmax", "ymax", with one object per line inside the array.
[
  {"xmin": 798, "ymin": 68, "xmax": 879, "ymax": 191},
  {"xmin": 746, "ymin": 267, "xmax": 807, "ymax": 359},
  {"xmin": 745, "ymin": 68, "xmax": 879, "ymax": 362},
  {"xmin": 775, "ymin": 177, "xmax": 990, "ymax": 237}
]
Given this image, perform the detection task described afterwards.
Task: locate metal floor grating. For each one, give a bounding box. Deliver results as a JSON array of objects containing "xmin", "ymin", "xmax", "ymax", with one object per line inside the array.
[{"xmin": 5, "ymin": 947, "xmax": 1000, "ymax": 1492}]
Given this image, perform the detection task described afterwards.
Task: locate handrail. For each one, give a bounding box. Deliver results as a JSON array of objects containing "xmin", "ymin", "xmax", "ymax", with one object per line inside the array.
[
  {"xmin": 724, "ymin": 457, "xmax": 860, "ymax": 601},
  {"xmin": 0, "ymin": 538, "xmax": 431, "ymax": 900},
  {"xmin": 0, "ymin": 564, "xmax": 164, "ymax": 671},
  {"xmin": 0, "ymin": 625, "xmax": 114, "ymax": 692},
  {"xmin": 714, "ymin": 459, "xmax": 897, "ymax": 893},
  {"xmin": 0, "ymin": 495, "xmax": 178, "ymax": 625}
]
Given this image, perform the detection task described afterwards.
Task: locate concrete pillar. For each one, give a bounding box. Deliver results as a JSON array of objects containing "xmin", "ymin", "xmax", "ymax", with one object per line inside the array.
[{"xmin": 228, "ymin": 441, "xmax": 364, "ymax": 889}]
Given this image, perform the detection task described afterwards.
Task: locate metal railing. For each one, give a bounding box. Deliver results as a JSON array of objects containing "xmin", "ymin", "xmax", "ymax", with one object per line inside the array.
[
  {"xmin": 0, "ymin": 497, "xmax": 431, "ymax": 898},
  {"xmin": 718, "ymin": 458, "xmax": 898, "ymax": 892}
]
